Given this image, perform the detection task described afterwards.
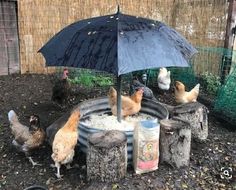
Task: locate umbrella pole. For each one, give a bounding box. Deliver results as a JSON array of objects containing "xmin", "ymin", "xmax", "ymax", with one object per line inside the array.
[{"xmin": 117, "ymin": 75, "xmax": 122, "ymax": 122}]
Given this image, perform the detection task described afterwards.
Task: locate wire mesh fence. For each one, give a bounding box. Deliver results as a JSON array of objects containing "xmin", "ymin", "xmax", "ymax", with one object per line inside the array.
[{"xmin": 214, "ymin": 65, "xmax": 236, "ymax": 126}]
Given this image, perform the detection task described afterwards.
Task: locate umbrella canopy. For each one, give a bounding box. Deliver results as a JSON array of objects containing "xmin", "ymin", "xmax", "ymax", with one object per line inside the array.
[
  {"xmin": 39, "ymin": 10, "xmax": 197, "ymax": 76},
  {"xmin": 39, "ymin": 9, "xmax": 197, "ymax": 122}
]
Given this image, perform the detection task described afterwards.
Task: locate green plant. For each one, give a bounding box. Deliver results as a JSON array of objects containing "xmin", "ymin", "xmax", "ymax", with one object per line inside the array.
[
  {"xmin": 78, "ymin": 72, "xmax": 95, "ymax": 88},
  {"xmin": 95, "ymin": 76, "xmax": 113, "ymax": 86},
  {"xmin": 69, "ymin": 69, "xmax": 113, "ymax": 88},
  {"xmin": 200, "ymin": 72, "xmax": 221, "ymax": 95}
]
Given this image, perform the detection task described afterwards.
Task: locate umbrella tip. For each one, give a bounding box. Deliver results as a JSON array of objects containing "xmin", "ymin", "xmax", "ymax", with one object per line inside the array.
[{"xmin": 117, "ymin": 4, "xmax": 120, "ymax": 14}]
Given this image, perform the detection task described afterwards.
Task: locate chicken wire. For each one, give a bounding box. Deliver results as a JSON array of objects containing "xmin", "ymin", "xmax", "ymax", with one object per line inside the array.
[
  {"xmin": 140, "ymin": 66, "xmax": 196, "ymax": 90},
  {"xmin": 145, "ymin": 47, "xmax": 236, "ymax": 126},
  {"xmin": 214, "ymin": 65, "xmax": 236, "ymax": 126},
  {"xmin": 143, "ymin": 47, "xmax": 234, "ymax": 90}
]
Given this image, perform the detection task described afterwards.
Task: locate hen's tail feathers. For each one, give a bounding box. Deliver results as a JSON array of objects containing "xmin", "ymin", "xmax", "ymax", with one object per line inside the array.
[
  {"xmin": 108, "ymin": 87, "xmax": 116, "ymax": 98},
  {"xmin": 108, "ymin": 87, "xmax": 117, "ymax": 106},
  {"xmin": 192, "ymin": 84, "xmax": 200, "ymax": 94},
  {"xmin": 109, "ymin": 87, "xmax": 116, "ymax": 95},
  {"xmin": 8, "ymin": 110, "xmax": 18, "ymax": 124}
]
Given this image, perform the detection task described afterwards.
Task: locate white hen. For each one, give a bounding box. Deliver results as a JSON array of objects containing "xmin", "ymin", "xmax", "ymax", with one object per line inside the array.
[{"xmin": 157, "ymin": 67, "xmax": 171, "ymax": 90}]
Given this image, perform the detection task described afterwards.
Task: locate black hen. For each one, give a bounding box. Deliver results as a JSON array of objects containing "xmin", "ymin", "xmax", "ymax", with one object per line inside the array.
[
  {"xmin": 51, "ymin": 68, "xmax": 71, "ymax": 105},
  {"xmin": 130, "ymin": 79, "xmax": 157, "ymax": 101}
]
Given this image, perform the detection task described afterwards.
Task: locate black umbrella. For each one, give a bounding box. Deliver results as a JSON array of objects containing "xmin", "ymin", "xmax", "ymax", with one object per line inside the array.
[{"xmin": 39, "ymin": 8, "xmax": 197, "ymax": 122}]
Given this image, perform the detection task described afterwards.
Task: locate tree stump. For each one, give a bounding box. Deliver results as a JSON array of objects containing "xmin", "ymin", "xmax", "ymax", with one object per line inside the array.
[
  {"xmin": 172, "ymin": 102, "xmax": 209, "ymax": 141},
  {"xmin": 160, "ymin": 118, "xmax": 191, "ymax": 168},
  {"xmin": 87, "ymin": 130, "xmax": 127, "ymax": 182}
]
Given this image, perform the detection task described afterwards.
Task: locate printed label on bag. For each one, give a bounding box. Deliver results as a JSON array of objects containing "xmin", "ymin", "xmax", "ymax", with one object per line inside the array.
[{"xmin": 137, "ymin": 140, "xmax": 158, "ymax": 170}]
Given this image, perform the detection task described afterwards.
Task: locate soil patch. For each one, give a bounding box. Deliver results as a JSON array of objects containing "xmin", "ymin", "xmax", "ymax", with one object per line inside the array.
[{"xmin": 0, "ymin": 74, "xmax": 235, "ymax": 190}]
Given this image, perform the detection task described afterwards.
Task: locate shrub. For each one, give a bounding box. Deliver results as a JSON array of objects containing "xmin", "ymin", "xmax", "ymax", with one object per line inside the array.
[{"xmin": 69, "ymin": 69, "xmax": 113, "ymax": 88}]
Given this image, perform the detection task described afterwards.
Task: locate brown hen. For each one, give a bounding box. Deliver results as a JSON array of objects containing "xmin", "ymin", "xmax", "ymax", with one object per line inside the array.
[
  {"xmin": 108, "ymin": 87, "xmax": 144, "ymax": 117},
  {"xmin": 8, "ymin": 111, "xmax": 45, "ymax": 167},
  {"xmin": 51, "ymin": 108, "xmax": 80, "ymax": 178}
]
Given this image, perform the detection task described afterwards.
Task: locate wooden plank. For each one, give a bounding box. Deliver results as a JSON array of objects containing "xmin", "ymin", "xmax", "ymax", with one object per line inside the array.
[
  {"xmin": 0, "ymin": 1, "xmax": 20, "ymax": 75},
  {"xmin": 222, "ymin": 0, "xmax": 236, "ymax": 78},
  {"xmin": 4, "ymin": 1, "xmax": 20, "ymax": 74},
  {"xmin": 0, "ymin": 2, "xmax": 9, "ymax": 75},
  {"xmin": 224, "ymin": 0, "xmax": 236, "ymax": 50},
  {"xmin": 23, "ymin": 34, "xmax": 33, "ymax": 73},
  {"xmin": 231, "ymin": 33, "xmax": 236, "ymax": 74}
]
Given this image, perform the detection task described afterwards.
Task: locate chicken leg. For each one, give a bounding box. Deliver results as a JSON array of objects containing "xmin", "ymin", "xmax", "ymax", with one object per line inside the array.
[
  {"xmin": 12, "ymin": 140, "xmax": 41, "ymax": 167},
  {"xmin": 27, "ymin": 156, "xmax": 42, "ymax": 167},
  {"xmin": 22, "ymin": 146, "xmax": 41, "ymax": 167},
  {"xmin": 55, "ymin": 162, "xmax": 62, "ymax": 178}
]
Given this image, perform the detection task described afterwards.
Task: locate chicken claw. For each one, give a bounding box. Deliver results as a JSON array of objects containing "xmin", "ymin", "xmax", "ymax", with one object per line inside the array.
[
  {"xmin": 28, "ymin": 157, "xmax": 42, "ymax": 167},
  {"xmin": 50, "ymin": 163, "xmax": 56, "ymax": 168},
  {"xmin": 65, "ymin": 163, "xmax": 73, "ymax": 170},
  {"xmin": 55, "ymin": 173, "xmax": 63, "ymax": 179}
]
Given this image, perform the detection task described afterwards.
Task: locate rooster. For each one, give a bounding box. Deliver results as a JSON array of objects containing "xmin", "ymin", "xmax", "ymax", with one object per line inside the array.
[
  {"xmin": 157, "ymin": 67, "xmax": 171, "ymax": 91},
  {"xmin": 108, "ymin": 87, "xmax": 144, "ymax": 117},
  {"xmin": 8, "ymin": 111, "xmax": 45, "ymax": 167},
  {"xmin": 51, "ymin": 68, "xmax": 71, "ymax": 105},
  {"xmin": 51, "ymin": 108, "xmax": 80, "ymax": 178},
  {"xmin": 174, "ymin": 81, "xmax": 200, "ymax": 104}
]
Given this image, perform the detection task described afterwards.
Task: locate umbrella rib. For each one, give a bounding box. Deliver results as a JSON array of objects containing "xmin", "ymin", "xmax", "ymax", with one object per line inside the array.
[
  {"xmin": 77, "ymin": 40, "xmax": 93, "ymax": 68},
  {"xmin": 61, "ymin": 31, "xmax": 81, "ymax": 66},
  {"xmin": 101, "ymin": 36, "xmax": 117, "ymax": 72},
  {"xmin": 158, "ymin": 25, "xmax": 197, "ymax": 61},
  {"xmin": 86, "ymin": 33, "xmax": 104, "ymax": 69}
]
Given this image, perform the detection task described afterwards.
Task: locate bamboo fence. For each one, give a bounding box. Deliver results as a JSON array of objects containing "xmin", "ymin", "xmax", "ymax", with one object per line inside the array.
[{"xmin": 18, "ymin": 0, "xmax": 228, "ymax": 74}]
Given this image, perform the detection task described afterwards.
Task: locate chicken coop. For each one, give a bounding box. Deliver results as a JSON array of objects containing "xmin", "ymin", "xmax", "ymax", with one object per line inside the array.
[{"xmin": 1, "ymin": 0, "xmax": 236, "ymax": 126}]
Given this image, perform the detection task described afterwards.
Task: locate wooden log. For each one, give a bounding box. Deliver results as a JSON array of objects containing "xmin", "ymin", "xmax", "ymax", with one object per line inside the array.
[
  {"xmin": 160, "ymin": 118, "xmax": 191, "ymax": 168},
  {"xmin": 87, "ymin": 130, "xmax": 127, "ymax": 182},
  {"xmin": 172, "ymin": 102, "xmax": 209, "ymax": 141}
]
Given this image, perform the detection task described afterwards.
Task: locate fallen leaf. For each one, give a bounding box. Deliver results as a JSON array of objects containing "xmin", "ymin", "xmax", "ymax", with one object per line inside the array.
[
  {"xmin": 46, "ymin": 178, "xmax": 51, "ymax": 185},
  {"xmin": 224, "ymin": 156, "xmax": 230, "ymax": 161},
  {"xmin": 181, "ymin": 183, "xmax": 188, "ymax": 189},
  {"xmin": 112, "ymin": 183, "xmax": 119, "ymax": 190}
]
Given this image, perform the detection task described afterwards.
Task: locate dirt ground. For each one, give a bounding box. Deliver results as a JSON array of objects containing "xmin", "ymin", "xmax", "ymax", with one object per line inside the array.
[{"xmin": 0, "ymin": 74, "xmax": 235, "ymax": 190}]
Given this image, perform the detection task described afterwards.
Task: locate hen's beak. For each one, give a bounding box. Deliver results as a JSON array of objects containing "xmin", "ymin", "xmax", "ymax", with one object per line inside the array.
[
  {"xmin": 174, "ymin": 81, "xmax": 180, "ymax": 87},
  {"xmin": 29, "ymin": 116, "xmax": 34, "ymax": 123}
]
